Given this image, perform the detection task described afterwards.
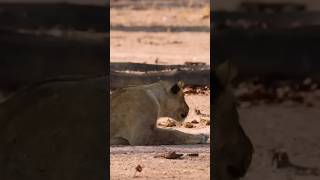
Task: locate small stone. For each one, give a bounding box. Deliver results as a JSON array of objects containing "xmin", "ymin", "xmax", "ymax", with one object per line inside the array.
[
  {"xmin": 200, "ymin": 118, "xmax": 210, "ymax": 125},
  {"xmin": 158, "ymin": 119, "xmax": 176, "ymax": 127},
  {"xmin": 191, "ymin": 120, "xmax": 199, "ymax": 124},
  {"xmin": 165, "ymin": 151, "xmax": 183, "ymax": 159},
  {"xmin": 135, "ymin": 164, "xmax": 143, "ymax": 172},
  {"xmin": 165, "ymin": 119, "xmax": 176, "ymax": 127},
  {"xmin": 184, "ymin": 122, "xmax": 194, "ymax": 128},
  {"xmin": 154, "ymin": 151, "xmax": 183, "ymax": 159},
  {"xmin": 187, "ymin": 153, "xmax": 199, "ymax": 157}
]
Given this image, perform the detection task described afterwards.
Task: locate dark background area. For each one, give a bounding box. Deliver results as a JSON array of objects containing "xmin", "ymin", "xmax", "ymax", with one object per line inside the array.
[
  {"xmin": 214, "ymin": 1, "xmax": 320, "ymax": 179},
  {"xmin": 0, "ymin": 1, "xmax": 108, "ymax": 180},
  {"xmin": 214, "ymin": 1, "xmax": 320, "ymax": 81}
]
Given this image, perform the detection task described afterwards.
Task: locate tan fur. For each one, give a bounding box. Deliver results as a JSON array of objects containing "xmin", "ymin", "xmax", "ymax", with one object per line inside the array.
[{"xmin": 110, "ymin": 80, "xmax": 208, "ymax": 145}]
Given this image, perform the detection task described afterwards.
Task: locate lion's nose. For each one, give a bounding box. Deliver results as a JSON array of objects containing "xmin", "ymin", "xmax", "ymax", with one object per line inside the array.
[
  {"xmin": 227, "ymin": 164, "xmax": 246, "ymax": 179},
  {"xmin": 180, "ymin": 112, "xmax": 188, "ymax": 118},
  {"xmin": 226, "ymin": 150, "xmax": 253, "ymax": 179}
]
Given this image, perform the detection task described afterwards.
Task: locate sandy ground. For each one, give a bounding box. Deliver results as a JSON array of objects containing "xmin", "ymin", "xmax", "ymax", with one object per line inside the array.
[
  {"xmin": 110, "ymin": 1, "xmax": 210, "ymax": 65},
  {"xmin": 110, "ymin": 31, "xmax": 210, "ymax": 65},
  {"xmin": 110, "ymin": 145, "xmax": 210, "ymax": 180},
  {"xmin": 240, "ymin": 104, "xmax": 320, "ymax": 180}
]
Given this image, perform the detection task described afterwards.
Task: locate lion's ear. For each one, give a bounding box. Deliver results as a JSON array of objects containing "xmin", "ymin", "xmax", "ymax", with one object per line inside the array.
[
  {"xmin": 215, "ymin": 61, "xmax": 237, "ymax": 89},
  {"xmin": 170, "ymin": 82, "xmax": 181, "ymax": 94},
  {"xmin": 177, "ymin": 81, "xmax": 184, "ymax": 88}
]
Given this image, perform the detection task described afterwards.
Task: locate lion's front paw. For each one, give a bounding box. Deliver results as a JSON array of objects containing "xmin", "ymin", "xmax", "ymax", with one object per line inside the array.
[
  {"xmin": 198, "ymin": 133, "xmax": 210, "ymax": 144},
  {"xmin": 187, "ymin": 133, "xmax": 209, "ymax": 144}
]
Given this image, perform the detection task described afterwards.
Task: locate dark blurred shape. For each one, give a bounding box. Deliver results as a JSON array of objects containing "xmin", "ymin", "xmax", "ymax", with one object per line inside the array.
[
  {"xmin": 0, "ymin": 77, "xmax": 108, "ymax": 180},
  {"xmin": 215, "ymin": 11, "xmax": 320, "ymax": 31},
  {"xmin": 239, "ymin": 2, "xmax": 305, "ymax": 13},
  {"xmin": 0, "ymin": 29, "xmax": 106, "ymax": 96},
  {"xmin": 213, "ymin": 10, "xmax": 320, "ymax": 83},
  {"xmin": 0, "ymin": 3, "xmax": 106, "ymax": 31},
  {"xmin": 215, "ymin": 26, "xmax": 320, "ymax": 80},
  {"xmin": 271, "ymin": 149, "xmax": 320, "ymax": 176},
  {"xmin": 0, "ymin": 2, "xmax": 108, "ymax": 180}
]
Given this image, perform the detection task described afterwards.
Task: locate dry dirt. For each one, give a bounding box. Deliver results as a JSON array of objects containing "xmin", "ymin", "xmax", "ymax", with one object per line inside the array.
[
  {"xmin": 110, "ymin": 1, "xmax": 210, "ymax": 65},
  {"xmin": 240, "ymin": 104, "xmax": 320, "ymax": 180},
  {"xmin": 110, "ymin": 31, "xmax": 209, "ymax": 65},
  {"xmin": 110, "ymin": 145, "xmax": 210, "ymax": 180},
  {"xmin": 233, "ymin": 79, "xmax": 320, "ymax": 180}
]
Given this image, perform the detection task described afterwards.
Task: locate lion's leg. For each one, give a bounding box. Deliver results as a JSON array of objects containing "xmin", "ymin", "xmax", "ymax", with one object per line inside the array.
[
  {"xmin": 110, "ymin": 137, "xmax": 130, "ymax": 145},
  {"xmin": 152, "ymin": 128, "xmax": 209, "ymax": 145},
  {"xmin": 129, "ymin": 128, "xmax": 209, "ymax": 145}
]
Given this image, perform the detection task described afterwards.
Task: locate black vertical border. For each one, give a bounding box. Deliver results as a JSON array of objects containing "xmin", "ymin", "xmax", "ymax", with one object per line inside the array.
[
  {"xmin": 210, "ymin": 0, "xmax": 217, "ymax": 179},
  {"xmin": 106, "ymin": 0, "xmax": 110, "ymax": 179}
]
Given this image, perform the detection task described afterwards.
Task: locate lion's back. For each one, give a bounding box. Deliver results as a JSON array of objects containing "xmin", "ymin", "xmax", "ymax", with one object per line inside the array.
[{"xmin": 110, "ymin": 84, "xmax": 160, "ymax": 138}]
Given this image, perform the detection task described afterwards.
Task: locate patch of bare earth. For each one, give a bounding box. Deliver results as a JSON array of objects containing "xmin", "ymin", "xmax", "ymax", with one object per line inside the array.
[
  {"xmin": 110, "ymin": 1, "xmax": 209, "ymax": 65},
  {"xmin": 236, "ymin": 80, "xmax": 320, "ymax": 180},
  {"xmin": 110, "ymin": 31, "xmax": 210, "ymax": 65},
  {"xmin": 110, "ymin": 7, "xmax": 209, "ymax": 27},
  {"xmin": 240, "ymin": 104, "xmax": 320, "ymax": 180},
  {"xmin": 110, "ymin": 145, "xmax": 210, "ymax": 180}
]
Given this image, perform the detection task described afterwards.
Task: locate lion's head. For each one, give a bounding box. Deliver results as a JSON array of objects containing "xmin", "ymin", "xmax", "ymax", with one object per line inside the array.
[{"xmin": 158, "ymin": 81, "xmax": 189, "ymax": 122}]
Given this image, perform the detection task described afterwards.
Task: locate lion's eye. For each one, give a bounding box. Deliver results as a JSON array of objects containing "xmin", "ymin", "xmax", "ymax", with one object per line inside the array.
[{"xmin": 170, "ymin": 84, "xmax": 180, "ymax": 94}]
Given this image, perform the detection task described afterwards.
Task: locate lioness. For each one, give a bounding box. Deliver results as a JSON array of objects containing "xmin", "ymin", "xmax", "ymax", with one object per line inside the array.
[
  {"xmin": 110, "ymin": 80, "xmax": 208, "ymax": 145},
  {"xmin": 213, "ymin": 61, "xmax": 254, "ymax": 180},
  {"xmin": 0, "ymin": 77, "xmax": 107, "ymax": 180}
]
